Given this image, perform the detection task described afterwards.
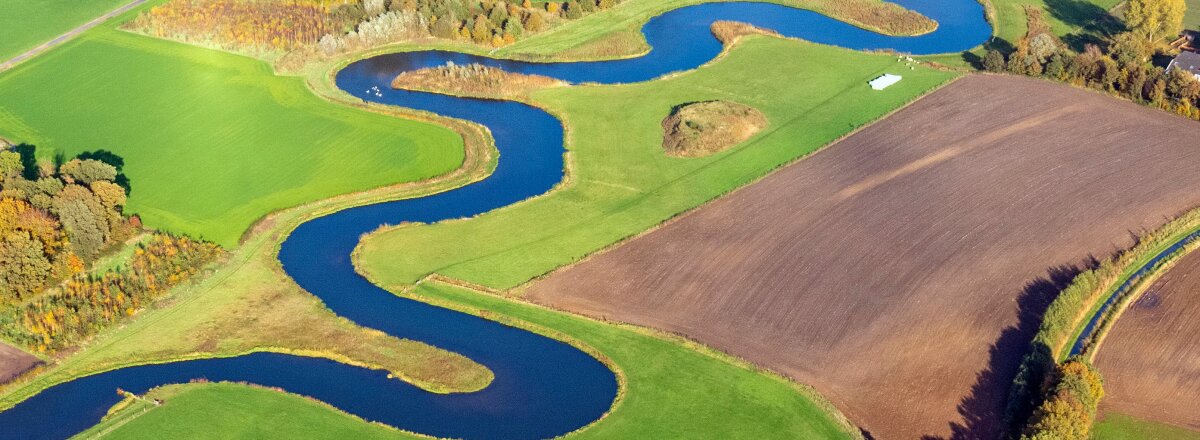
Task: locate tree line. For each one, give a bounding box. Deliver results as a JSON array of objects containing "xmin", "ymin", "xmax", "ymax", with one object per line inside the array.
[
  {"xmin": 0, "ymin": 146, "xmax": 135, "ymax": 304},
  {"xmin": 0, "ymin": 144, "xmax": 224, "ymax": 353},
  {"xmin": 982, "ymin": 0, "xmax": 1199, "ymax": 121},
  {"xmin": 126, "ymin": 0, "xmax": 626, "ymax": 63},
  {"xmin": 0, "ymin": 234, "xmax": 223, "ymax": 352}
]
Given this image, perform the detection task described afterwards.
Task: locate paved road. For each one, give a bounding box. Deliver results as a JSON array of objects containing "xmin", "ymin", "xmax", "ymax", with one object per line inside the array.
[{"xmin": 0, "ymin": 0, "xmax": 148, "ymax": 73}]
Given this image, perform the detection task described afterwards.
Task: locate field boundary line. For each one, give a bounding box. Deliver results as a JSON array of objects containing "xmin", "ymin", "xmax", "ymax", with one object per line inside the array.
[{"xmin": 0, "ymin": 0, "xmax": 149, "ymax": 74}]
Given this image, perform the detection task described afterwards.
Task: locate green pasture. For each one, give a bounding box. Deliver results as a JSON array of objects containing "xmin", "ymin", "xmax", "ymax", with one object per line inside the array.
[
  {"xmin": 0, "ymin": 26, "xmax": 464, "ymax": 247},
  {"xmin": 80, "ymin": 281, "xmax": 857, "ymax": 439},
  {"xmin": 987, "ymin": 0, "xmax": 1123, "ymax": 45},
  {"xmin": 0, "ymin": 0, "xmax": 133, "ymax": 61},
  {"xmin": 499, "ymin": 0, "xmax": 933, "ymax": 59},
  {"xmin": 358, "ymin": 36, "xmax": 958, "ymax": 289},
  {"xmin": 74, "ymin": 383, "xmax": 413, "ymax": 440},
  {"xmin": 1093, "ymin": 413, "xmax": 1200, "ymax": 440},
  {"xmin": 1187, "ymin": 0, "xmax": 1200, "ymax": 30}
]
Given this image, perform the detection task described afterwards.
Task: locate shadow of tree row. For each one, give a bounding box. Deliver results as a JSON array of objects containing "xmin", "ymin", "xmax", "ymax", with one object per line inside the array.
[{"xmin": 920, "ymin": 257, "xmax": 1100, "ymax": 440}]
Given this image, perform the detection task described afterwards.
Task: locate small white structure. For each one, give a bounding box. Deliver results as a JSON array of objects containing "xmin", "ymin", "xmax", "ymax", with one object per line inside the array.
[{"xmin": 869, "ymin": 73, "xmax": 902, "ymax": 90}]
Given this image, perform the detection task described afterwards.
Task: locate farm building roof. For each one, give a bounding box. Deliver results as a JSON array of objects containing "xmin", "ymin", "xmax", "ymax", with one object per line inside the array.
[
  {"xmin": 1169, "ymin": 51, "xmax": 1200, "ymax": 78},
  {"xmin": 869, "ymin": 74, "xmax": 903, "ymax": 90}
]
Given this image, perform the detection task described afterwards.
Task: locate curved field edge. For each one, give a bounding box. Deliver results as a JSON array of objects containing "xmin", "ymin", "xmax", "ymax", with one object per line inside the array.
[
  {"xmin": 403, "ymin": 281, "xmax": 858, "ymax": 439},
  {"xmin": 1004, "ymin": 207, "xmax": 1200, "ymax": 435},
  {"xmin": 1032, "ymin": 207, "xmax": 1200, "ymax": 363}
]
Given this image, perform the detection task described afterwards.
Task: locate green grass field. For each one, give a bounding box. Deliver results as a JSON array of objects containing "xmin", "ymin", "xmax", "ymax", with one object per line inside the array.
[
  {"xmin": 1093, "ymin": 413, "xmax": 1200, "ymax": 440},
  {"xmin": 0, "ymin": 25, "xmax": 465, "ymax": 247},
  {"xmin": 987, "ymin": 0, "xmax": 1123, "ymax": 45},
  {"xmin": 1186, "ymin": 0, "xmax": 1200, "ymax": 30},
  {"xmin": 0, "ymin": 0, "xmax": 133, "ymax": 61},
  {"xmin": 75, "ymin": 383, "xmax": 413, "ymax": 440},
  {"xmin": 80, "ymin": 281, "xmax": 858, "ymax": 439},
  {"xmin": 499, "ymin": 0, "xmax": 934, "ymax": 60},
  {"xmin": 358, "ymin": 36, "xmax": 958, "ymax": 290}
]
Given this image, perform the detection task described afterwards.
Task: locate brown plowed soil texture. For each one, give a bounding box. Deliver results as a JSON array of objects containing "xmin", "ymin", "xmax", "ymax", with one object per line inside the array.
[
  {"xmin": 1095, "ymin": 250, "xmax": 1200, "ymax": 431},
  {"xmin": 0, "ymin": 341, "xmax": 39, "ymax": 384},
  {"xmin": 524, "ymin": 75, "xmax": 1200, "ymax": 439}
]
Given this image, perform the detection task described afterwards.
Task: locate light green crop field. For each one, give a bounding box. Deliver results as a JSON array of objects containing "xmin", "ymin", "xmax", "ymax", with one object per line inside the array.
[
  {"xmin": 1186, "ymin": 0, "xmax": 1200, "ymax": 30},
  {"xmin": 74, "ymin": 383, "xmax": 414, "ymax": 440},
  {"xmin": 358, "ymin": 36, "xmax": 958, "ymax": 290},
  {"xmin": 0, "ymin": 26, "xmax": 464, "ymax": 247},
  {"xmin": 0, "ymin": 0, "xmax": 132, "ymax": 61},
  {"xmin": 1093, "ymin": 413, "xmax": 1200, "ymax": 440},
  {"xmin": 80, "ymin": 281, "xmax": 857, "ymax": 439}
]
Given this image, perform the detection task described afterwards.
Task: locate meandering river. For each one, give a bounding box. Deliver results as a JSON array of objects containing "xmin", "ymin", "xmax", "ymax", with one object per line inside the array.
[{"xmin": 0, "ymin": 2, "xmax": 989, "ymax": 438}]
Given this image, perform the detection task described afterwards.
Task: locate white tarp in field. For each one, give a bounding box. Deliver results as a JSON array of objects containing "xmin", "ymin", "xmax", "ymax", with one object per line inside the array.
[{"xmin": 869, "ymin": 74, "xmax": 902, "ymax": 90}]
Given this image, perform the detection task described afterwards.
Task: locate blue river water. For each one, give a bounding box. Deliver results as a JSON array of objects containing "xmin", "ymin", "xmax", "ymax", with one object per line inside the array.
[{"xmin": 0, "ymin": 2, "xmax": 990, "ymax": 439}]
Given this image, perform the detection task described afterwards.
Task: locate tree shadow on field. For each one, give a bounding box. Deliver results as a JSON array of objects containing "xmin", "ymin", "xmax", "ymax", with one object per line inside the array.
[
  {"xmin": 1045, "ymin": 0, "xmax": 1126, "ymax": 51},
  {"xmin": 920, "ymin": 260, "xmax": 1097, "ymax": 440}
]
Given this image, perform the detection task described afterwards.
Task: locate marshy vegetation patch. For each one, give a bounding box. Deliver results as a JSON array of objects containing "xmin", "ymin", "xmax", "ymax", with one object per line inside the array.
[
  {"xmin": 661, "ymin": 100, "xmax": 767, "ymax": 157},
  {"xmin": 392, "ymin": 63, "xmax": 567, "ymax": 99}
]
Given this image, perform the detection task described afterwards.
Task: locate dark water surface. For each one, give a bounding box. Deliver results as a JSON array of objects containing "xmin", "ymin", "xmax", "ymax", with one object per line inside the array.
[{"xmin": 0, "ymin": 2, "xmax": 989, "ymax": 439}]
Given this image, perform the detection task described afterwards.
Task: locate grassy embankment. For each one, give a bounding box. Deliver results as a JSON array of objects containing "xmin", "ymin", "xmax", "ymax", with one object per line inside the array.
[
  {"xmin": 81, "ymin": 281, "xmax": 861, "ymax": 439},
  {"xmin": 0, "ymin": 0, "xmax": 133, "ymax": 61},
  {"xmin": 0, "ymin": 17, "xmax": 465, "ymax": 247},
  {"xmin": 356, "ymin": 36, "xmax": 957, "ymax": 290}
]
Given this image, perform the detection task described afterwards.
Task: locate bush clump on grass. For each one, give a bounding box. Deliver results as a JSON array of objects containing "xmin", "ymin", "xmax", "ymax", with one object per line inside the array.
[
  {"xmin": 1020, "ymin": 358, "xmax": 1104, "ymax": 440},
  {"xmin": 661, "ymin": 101, "xmax": 767, "ymax": 158}
]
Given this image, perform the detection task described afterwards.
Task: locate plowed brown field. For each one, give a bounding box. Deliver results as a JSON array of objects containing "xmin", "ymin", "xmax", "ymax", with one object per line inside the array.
[
  {"xmin": 1095, "ymin": 250, "xmax": 1200, "ymax": 431},
  {"xmin": 0, "ymin": 342, "xmax": 39, "ymax": 384},
  {"xmin": 525, "ymin": 75, "xmax": 1200, "ymax": 439}
]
